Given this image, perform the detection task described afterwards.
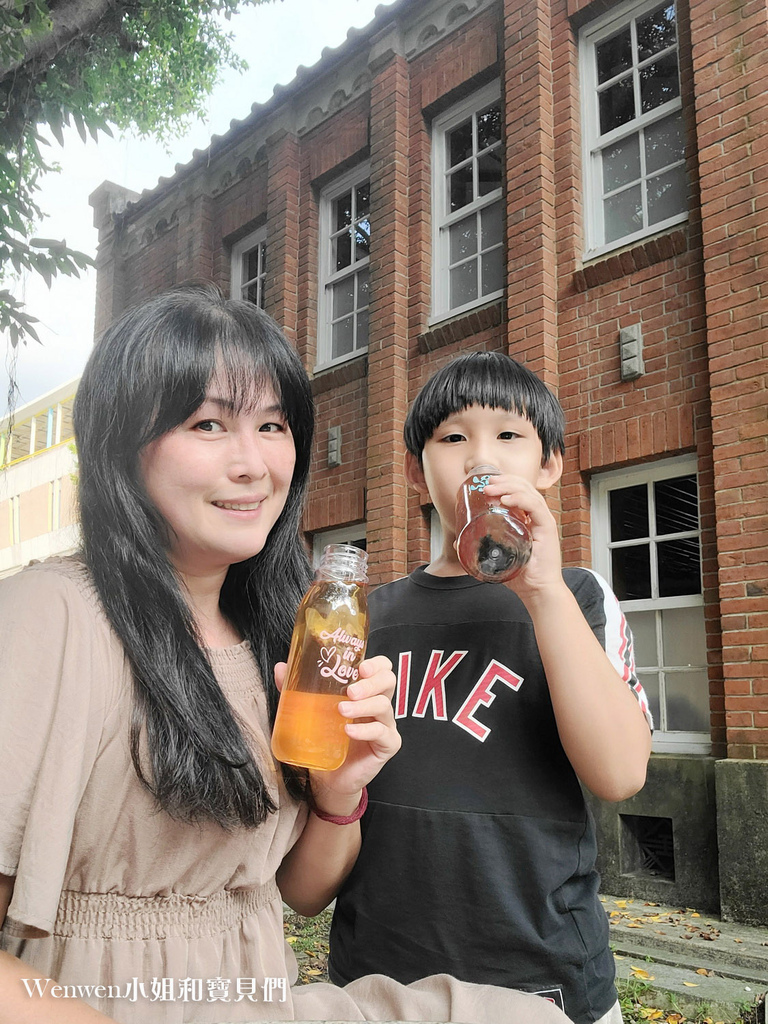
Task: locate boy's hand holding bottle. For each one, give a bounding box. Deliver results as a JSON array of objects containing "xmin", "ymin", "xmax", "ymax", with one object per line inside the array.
[{"xmin": 458, "ymin": 468, "xmax": 566, "ymax": 600}]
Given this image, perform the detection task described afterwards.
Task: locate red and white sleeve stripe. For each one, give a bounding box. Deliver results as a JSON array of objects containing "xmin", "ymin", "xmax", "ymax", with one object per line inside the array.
[{"xmin": 583, "ymin": 569, "xmax": 654, "ymax": 731}]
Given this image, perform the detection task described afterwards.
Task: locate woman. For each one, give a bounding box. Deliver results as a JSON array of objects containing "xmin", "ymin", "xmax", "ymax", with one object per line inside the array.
[{"xmin": 0, "ymin": 287, "xmax": 570, "ymax": 1023}]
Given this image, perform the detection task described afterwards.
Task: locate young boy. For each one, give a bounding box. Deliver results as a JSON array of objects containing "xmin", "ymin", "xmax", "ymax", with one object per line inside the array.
[{"xmin": 328, "ymin": 351, "xmax": 653, "ymax": 1024}]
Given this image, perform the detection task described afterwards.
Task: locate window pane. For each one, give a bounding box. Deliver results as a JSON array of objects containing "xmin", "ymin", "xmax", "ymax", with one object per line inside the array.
[
  {"xmin": 599, "ymin": 75, "xmax": 635, "ymax": 135},
  {"xmin": 245, "ymin": 282, "xmax": 262, "ymax": 307},
  {"xmin": 647, "ymin": 164, "xmax": 687, "ymax": 225},
  {"xmin": 665, "ymin": 670, "xmax": 710, "ymax": 732},
  {"xmin": 597, "ymin": 28, "xmax": 632, "ymax": 84},
  {"xmin": 334, "ymin": 191, "xmax": 352, "ymax": 231},
  {"xmin": 449, "ymin": 164, "xmax": 474, "ymax": 212},
  {"xmin": 603, "ymin": 133, "xmax": 641, "ymax": 192},
  {"xmin": 658, "ymin": 537, "xmax": 701, "ymax": 597},
  {"xmin": 245, "ymin": 246, "xmax": 261, "ymax": 282},
  {"xmin": 260, "ymin": 241, "xmax": 267, "ymax": 272},
  {"xmin": 355, "ymin": 217, "xmax": 370, "ymax": 261},
  {"xmin": 481, "ymin": 201, "xmax": 503, "ymax": 249},
  {"xmin": 612, "ymin": 545, "xmax": 652, "ymax": 600},
  {"xmin": 478, "ymin": 150, "xmax": 502, "ymax": 196},
  {"xmin": 662, "ymin": 606, "xmax": 706, "ymax": 667},
  {"xmin": 609, "ymin": 484, "xmax": 649, "ymax": 541},
  {"xmin": 477, "ymin": 104, "xmax": 502, "ymax": 150},
  {"xmin": 604, "ymin": 184, "xmax": 642, "ymax": 242},
  {"xmin": 332, "ymin": 277, "xmax": 355, "ymax": 319},
  {"xmin": 640, "ymin": 52, "xmax": 680, "ymax": 112},
  {"xmin": 481, "ymin": 249, "xmax": 504, "ymax": 296},
  {"xmin": 638, "ymin": 3, "xmax": 677, "ymax": 62},
  {"xmin": 356, "ymin": 308, "xmax": 369, "ymax": 349},
  {"xmin": 450, "ymin": 260, "xmax": 478, "ymax": 309},
  {"xmin": 357, "ymin": 269, "xmax": 370, "ymax": 307},
  {"xmin": 335, "ymin": 230, "xmax": 352, "ymax": 271},
  {"xmin": 448, "ymin": 118, "xmax": 473, "ymax": 168},
  {"xmin": 638, "ymin": 671, "xmax": 661, "ymax": 729},
  {"xmin": 356, "ymin": 182, "xmax": 370, "ymax": 217},
  {"xmin": 655, "ymin": 475, "xmax": 698, "ymax": 534},
  {"xmin": 625, "ymin": 610, "xmax": 658, "ymax": 667},
  {"xmin": 332, "ymin": 316, "xmax": 354, "ymax": 359},
  {"xmin": 645, "ymin": 110, "xmax": 685, "ymax": 174},
  {"xmin": 450, "ymin": 215, "xmax": 478, "ymax": 263}
]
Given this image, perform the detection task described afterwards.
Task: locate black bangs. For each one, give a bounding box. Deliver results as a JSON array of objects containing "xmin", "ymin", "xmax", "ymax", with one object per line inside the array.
[
  {"xmin": 78, "ymin": 287, "xmax": 314, "ymax": 489},
  {"xmin": 403, "ymin": 351, "xmax": 566, "ymax": 462}
]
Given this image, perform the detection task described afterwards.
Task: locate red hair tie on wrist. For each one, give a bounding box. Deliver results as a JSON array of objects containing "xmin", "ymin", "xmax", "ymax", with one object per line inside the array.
[{"xmin": 309, "ymin": 787, "xmax": 368, "ymax": 825}]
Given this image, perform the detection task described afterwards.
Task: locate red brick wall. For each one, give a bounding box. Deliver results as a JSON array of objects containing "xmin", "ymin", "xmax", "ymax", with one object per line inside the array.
[
  {"xmin": 690, "ymin": 0, "xmax": 768, "ymax": 758},
  {"xmin": 122, "ymin": 224, "xmax": 179, "ymax": 311}
]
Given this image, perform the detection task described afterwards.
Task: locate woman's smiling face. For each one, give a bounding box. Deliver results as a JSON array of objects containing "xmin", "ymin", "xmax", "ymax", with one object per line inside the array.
[{"xmin": 140, "ymin": 380, "xmax": 296, "ymax": 581}]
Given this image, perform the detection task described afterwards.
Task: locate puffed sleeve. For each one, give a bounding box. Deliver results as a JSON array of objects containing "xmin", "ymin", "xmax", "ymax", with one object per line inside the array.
[{"xmin": 0, "ymin": 562, "xmax": 117, "ymax": 937}]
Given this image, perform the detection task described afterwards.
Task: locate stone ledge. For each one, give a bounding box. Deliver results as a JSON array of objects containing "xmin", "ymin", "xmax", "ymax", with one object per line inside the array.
[
  {"xmin": 417, "ymin": 301, "xmax": 504, "ymax": 354},
  {"xmin": 573, "ymin": 229, "xmax": 689, "ymax": 293}
]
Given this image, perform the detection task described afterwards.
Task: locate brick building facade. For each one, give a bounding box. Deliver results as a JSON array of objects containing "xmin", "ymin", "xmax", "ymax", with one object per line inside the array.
[{"xmin": 89, "ymin": 0, "xmax": 767, "ymax": 923}]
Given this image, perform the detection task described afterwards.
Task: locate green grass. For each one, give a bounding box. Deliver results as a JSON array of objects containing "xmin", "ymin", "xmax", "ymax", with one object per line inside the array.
[{"xmin": 283, "ymin": 906, "xmax": 333, "ymax": 984}]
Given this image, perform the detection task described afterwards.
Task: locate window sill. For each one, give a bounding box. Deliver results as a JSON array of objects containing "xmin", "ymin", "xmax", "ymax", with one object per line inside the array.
[
  {"xmin": 311, "ymin": 354, "xmax": 368, "ymax": 396},
  {"xmin": 418, "ymin": 300, "xmax": 504, "ymax": 355},
  {"xmin": 573, "ymin": 228, "xmax": 689, "ymax": 293},
  {"xmin": 651, "ymin": 734, "xmax": 712, "ymax": 756}
]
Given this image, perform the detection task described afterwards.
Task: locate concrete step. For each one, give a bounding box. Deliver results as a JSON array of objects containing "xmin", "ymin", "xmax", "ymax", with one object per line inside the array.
[{"xmin": 603, "ymin": 894, "xmax": 768, "ymax": 1021}]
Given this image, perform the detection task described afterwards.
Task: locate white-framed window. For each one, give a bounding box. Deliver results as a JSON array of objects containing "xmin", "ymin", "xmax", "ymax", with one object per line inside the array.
[
  {"xmin": 580, "ymin": 0, "xmax": 688, "ymax": 257},
  {"xmin": 311, "ymin": 523, "xmax": 367, "ymax": 568},
  {"xmin": 317, "ymin": 166, "xmax": 370, "ymax": 370},
  {"xmin": 431, "ymin": 81, "xmax": 503, "ymax": 323},
  {"xmin": 231, "ymin": 227, "xmax": 267, "ymax": 308},
  {"xmin": 591, "ymin": 455, "xmax": 710, "ymax": 754}
]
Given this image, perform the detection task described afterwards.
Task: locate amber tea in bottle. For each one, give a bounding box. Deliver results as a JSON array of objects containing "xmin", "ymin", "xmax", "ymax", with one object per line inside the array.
[
  {"xmin": 271, "ymin": 543, "xmax": 368, "ymax": 771},
  {"xmin": 455, "ymin": 465, "xmax": 532, "ymax": 583}
]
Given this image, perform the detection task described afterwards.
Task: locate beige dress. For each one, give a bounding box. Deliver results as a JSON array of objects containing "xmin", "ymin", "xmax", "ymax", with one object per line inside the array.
[{"xmin": 0, "ymin": 558, "xmax": 572, "ymax": 1024}]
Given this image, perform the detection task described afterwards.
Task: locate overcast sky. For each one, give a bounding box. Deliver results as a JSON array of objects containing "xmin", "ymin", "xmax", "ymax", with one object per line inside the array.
[{"xmin": 2, "ymin": 0, "xmax": 387, "ymax": 415}]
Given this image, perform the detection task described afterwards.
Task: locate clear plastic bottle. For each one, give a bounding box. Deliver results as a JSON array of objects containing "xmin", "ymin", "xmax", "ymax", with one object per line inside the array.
[
  {"xmin": 455, "ymin": 465, "xmax": 532, "ymax": 583},
  {"xmin": 271, "ymin": 543, "xmax": 369, "ymax": 771}
]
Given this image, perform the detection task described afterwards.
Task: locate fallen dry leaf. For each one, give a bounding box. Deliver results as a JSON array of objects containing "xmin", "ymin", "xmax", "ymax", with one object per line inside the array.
[
  {"xmin": 733, "ymin": 938, "xmax": 743, "ymax": 943},
  {"xmin": 696, "ymin": 968, "xmax": 713, "ymax": 976},
  {"xmin": 630, "ymin": 967, "xmax": 655, "ymax": 980},
  {"xmin": 666, "ymin": 1014, "xmax": 685, "ymax": 1023},
  {"xmin": 627, "ymin": 922, "xmax": 645, "ymax": 928},
  {"xmin": 683, "ymin": 982, "xmax": 699, "ymax": 987}
]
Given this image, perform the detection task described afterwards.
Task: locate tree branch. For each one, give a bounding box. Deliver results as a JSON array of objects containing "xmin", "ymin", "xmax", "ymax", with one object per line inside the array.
[{"xmin": 0, "ymin": 0, "xmax": 119, "ymax": 82}]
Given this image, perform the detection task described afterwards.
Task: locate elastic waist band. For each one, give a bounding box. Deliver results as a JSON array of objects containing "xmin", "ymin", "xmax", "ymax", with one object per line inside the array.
[{"xmin": 53, "ymin": 881, "xmax": 279, "ymax": 941}]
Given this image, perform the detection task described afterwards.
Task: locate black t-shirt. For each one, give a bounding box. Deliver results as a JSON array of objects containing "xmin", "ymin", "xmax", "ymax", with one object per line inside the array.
[{"xmin": 329, "ymin": 566, "xmax": 649, "ymax": 1024}]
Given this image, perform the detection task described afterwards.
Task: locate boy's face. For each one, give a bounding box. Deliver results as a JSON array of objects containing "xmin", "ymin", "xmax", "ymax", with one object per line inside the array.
[{"xmin": 405, "ymin": 403, "xmax": 562, "ymax": 543}]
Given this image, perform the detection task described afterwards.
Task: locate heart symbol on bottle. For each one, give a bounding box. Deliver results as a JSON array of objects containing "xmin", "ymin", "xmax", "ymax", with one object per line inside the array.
[{"xmin": 319, "ymin": 647, "xmax": 335, "ymax": 664}]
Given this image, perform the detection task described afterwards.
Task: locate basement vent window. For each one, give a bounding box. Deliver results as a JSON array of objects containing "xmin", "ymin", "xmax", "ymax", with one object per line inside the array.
[{"xmin": 620, "ymin": 814, "xmax": 675, "ymax": 881}]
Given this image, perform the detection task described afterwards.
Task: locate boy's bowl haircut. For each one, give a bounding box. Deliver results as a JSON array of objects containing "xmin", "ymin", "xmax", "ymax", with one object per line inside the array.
[{"xmin": 404, "ymin": 351, "xmax": 566, "ymax": 462}]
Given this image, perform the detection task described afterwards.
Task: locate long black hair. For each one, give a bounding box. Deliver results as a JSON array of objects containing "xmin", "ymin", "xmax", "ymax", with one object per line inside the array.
[
  {"xmin": 404, "ymin": 351, "xmax": 566, "ymax": 462},
  {"xmin": 74, "ymin": 286, "xmax": 313, "ymax": 829}
]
